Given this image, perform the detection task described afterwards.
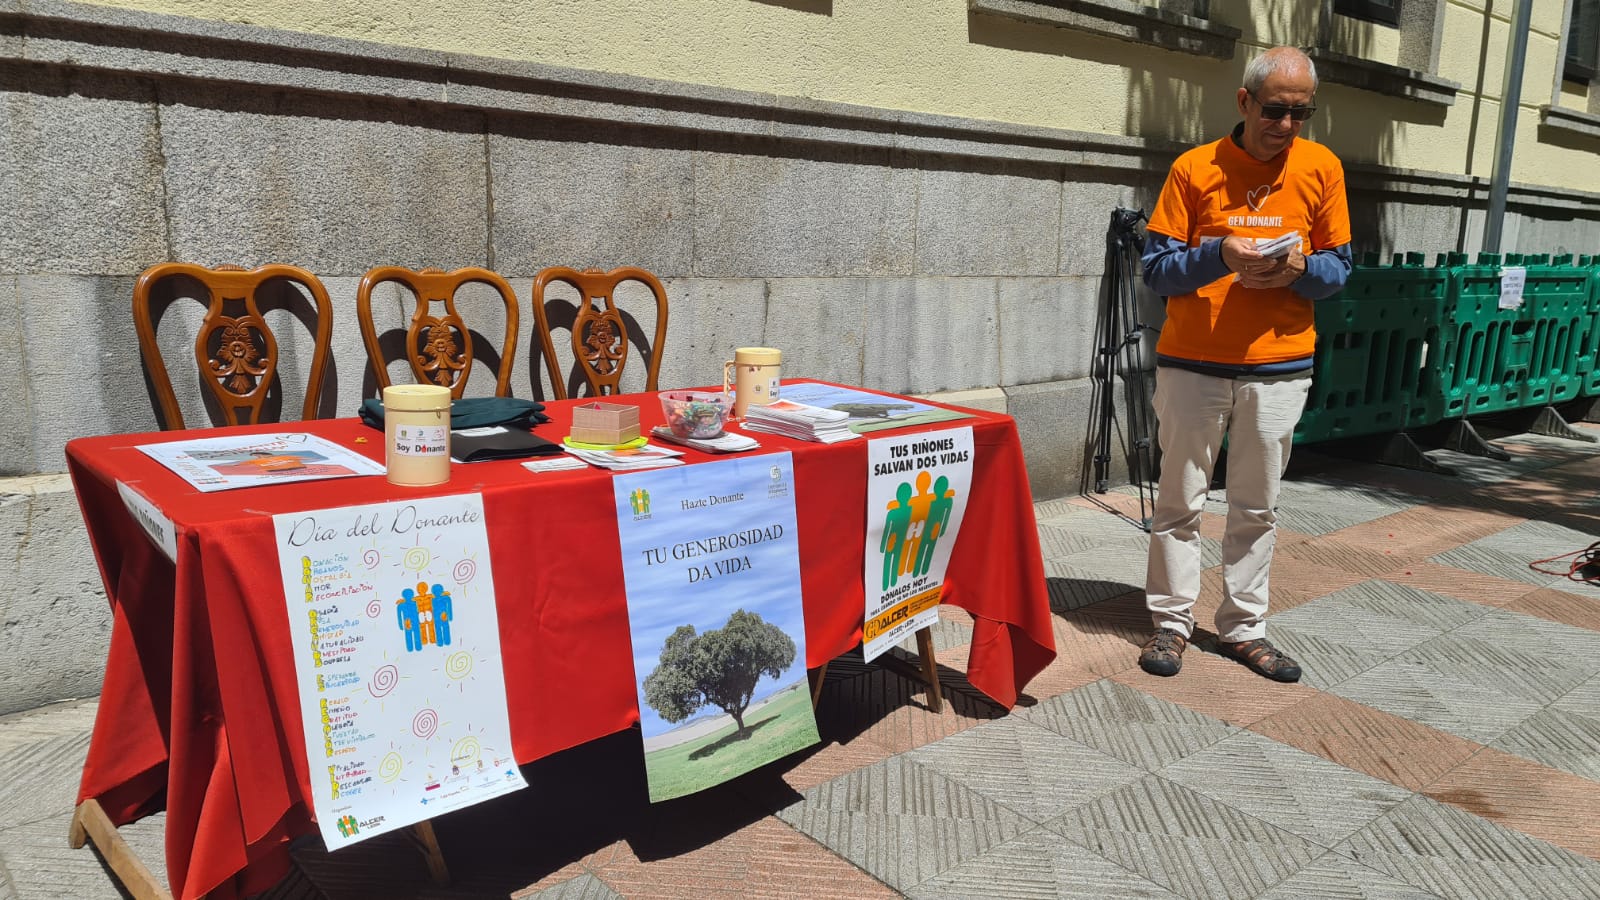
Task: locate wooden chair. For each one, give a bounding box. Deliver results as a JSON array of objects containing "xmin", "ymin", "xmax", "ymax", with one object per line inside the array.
[
  {"xmin": 357, "ymin": 266, "xmax": 520, "ymax": 399},
  {"xmin": 132, "ymin": 262, "xmax": 334, "ymax": 430},
  {"xmin": 529, "ymin": 266, "xmax": 668, "ymax": 399}
]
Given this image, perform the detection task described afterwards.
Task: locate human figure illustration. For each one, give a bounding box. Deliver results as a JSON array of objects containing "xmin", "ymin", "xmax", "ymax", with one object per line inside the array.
[
  {"xmin": 414, "ymin": 581, "xmax": 437, "ymax": 646},
  {"xmin": 397, "ymin": 588, "xmax": 421, "ymax": 652},
  {"xmin": 880, "ymin": 482, "xmax": 914, "ymax": 590},
  {"xmin": 430, "ymin": 582, "xmax": 454, "ymax": 646},
  {"xmin": 899, "ymin": 471, "xmax": 937, "ymax": 577},
  {"xmin": 915, "ymin": 476, "xmax": 957, "ymax": 577}
]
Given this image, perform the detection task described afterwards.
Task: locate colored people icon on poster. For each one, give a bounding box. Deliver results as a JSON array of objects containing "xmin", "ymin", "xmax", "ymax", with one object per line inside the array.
[
  {"xmin": 396, "ymin": 581, "xmax": 456, "ymax": 650},
  {"xmin": 879, "ymin": 470, "xmax": 958, "ymax": 590}
]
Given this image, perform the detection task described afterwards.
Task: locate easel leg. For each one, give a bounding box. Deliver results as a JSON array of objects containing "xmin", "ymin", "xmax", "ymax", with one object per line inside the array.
[
  {"xmin": 915, "ymin": 626, "xmax": 944, "ymax": 714},
  {"xmin": 809, "ymin": 662, "xmax": 830, "ymax": 711},
  {"xmin": 409, "ymin": 820, "xmax": 451, "ymax": 885},
  {"xmin": 68, "ymin": 799, "xmax": 173, "ymax": 900}
]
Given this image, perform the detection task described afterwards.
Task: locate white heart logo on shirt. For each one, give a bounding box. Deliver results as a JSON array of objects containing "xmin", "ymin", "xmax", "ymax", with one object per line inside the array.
[{"xmin": 1247, "ymin": 185, "xmax": 1271, "ymax": 211}]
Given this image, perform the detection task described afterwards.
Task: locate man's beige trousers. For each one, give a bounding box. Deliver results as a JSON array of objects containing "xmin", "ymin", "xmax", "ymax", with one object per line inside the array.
[{"xmin": 1144, "ymin": 366, "xmax": 1311, "ymax": 642}]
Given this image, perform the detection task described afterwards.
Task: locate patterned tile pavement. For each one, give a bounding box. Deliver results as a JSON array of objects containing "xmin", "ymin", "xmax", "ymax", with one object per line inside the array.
[{"xmin": 9, "ymin": 425, "xmax": 1600, "ymax": 898}]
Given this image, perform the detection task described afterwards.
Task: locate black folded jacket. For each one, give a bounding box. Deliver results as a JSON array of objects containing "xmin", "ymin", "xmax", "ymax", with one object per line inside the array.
[
  {"xmin": 359, "ymin": 396, "xmax": 550, "ymax": 431},
  {"xmin": 450, "ymin": 426, "xmax": 563, "ymax": 462}
]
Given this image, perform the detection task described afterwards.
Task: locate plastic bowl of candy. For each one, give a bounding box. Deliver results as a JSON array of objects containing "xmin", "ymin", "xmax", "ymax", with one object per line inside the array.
[{"xmin": 660, "ymin": 391, "xmax": 730, "ymax": 439}]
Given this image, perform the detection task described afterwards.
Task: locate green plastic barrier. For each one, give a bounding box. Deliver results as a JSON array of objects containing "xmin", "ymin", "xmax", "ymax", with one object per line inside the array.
[
  {"xmin": 1296, "ymin": 252, "xmax": 1446, "ymax": 444},
  {"xmin": 1440, "ymin": 252, "xmax": 1595, "ymax": 417},
  {"xmin": 1580, "ymin": 254, "xmax": 1600, "ymax": 398}
]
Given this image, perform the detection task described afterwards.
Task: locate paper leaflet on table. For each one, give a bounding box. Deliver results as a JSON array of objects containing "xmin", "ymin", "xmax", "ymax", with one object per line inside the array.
[
  {"xmin": 272, "ymin": 493, "xmax": 526, "ymax": 848},
  {"xmin": 773, "ymin": 383, "xmax": 974, "ymax": 434},
  {"xmin": 649, "ymin": 426, "xmax": 761, "ymax": 453},
  {"xmin": 862, "ymin": 427, "xmax": 975, "ymax": 662},
  {"xmin": 563, "ymin": 442, "xmax": 685, "ymax": 470},
  {"xmin": 137, "ymin": 432, "xmax": 385, "ymax": 492},
  {"xmin": 613, "ymin": 454, "xmax": 820, "ymax": 802}
]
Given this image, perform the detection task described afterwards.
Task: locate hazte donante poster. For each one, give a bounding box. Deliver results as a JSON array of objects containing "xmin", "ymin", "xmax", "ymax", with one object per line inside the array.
[
  {"xmin": 863, "ymin": 427, "xmax": 974, "ymax": 662},
  {"xmin": 613, "ymin": 454, "xmax": 820, "ymax": 802},
  {"xmin": 273, "ymin": 493, "xmax": 526, "ymax": 848}
]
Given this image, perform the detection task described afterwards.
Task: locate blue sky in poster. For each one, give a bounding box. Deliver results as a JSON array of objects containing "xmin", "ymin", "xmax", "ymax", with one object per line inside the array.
[{"xmin": 613, "ymin": 454, "xmax": 808, "ymax": 738}]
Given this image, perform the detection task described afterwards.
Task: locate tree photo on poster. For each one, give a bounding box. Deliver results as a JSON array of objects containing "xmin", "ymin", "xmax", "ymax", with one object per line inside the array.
[{"xmin": 642, "ymin": 609, "xmax": 797, "ymax": 736}]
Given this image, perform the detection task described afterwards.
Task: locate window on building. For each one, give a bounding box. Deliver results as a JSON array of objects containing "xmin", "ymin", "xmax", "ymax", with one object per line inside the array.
[
  {"xmin": 1334, "ymin": 0, "xmax": 1400, "ymax": 28},
  {"xmin": 1568, "ymin": 0, "xmax": 1600, "ymax": 84}
]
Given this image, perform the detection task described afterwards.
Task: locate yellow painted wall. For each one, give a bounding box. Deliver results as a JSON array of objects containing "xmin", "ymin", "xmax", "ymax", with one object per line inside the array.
[{"xmin": 78, "ymin": 0, "xmax": 1599, "ymax": 192}]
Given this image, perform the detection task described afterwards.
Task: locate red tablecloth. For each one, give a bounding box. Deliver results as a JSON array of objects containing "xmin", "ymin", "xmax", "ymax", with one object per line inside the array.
[{"xmin": 67, "ymin": 383, "xmax": 1055, "ymax": 900}]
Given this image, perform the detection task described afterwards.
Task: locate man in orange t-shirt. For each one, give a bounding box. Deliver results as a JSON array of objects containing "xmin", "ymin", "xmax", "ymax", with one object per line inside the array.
[{"xmin": 1137, "ymin": 46, "xmax": 1352, "ymax": 683}]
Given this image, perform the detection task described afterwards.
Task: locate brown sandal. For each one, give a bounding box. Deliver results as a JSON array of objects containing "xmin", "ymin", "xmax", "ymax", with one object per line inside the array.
[
  {"xmin": 1139, "ymin": 630, "xmax": 1188, "ymax": 677},
  {"xmin": 1218, "ymin": 637, "xmax": 1302, "ymax": 683}
]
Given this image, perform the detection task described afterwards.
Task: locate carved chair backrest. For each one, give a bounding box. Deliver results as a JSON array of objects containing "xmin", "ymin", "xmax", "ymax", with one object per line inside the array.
[
  {"xmin": 356, "ymin": 266, "xmax": 521, "ymax": 399},
  {"xmin": 132, "ymin": 262, "xmax": 334, "ymax": 430},
  {"xmin": 528, "ymin": 266, "xmax": 669, "ymax": 400}
]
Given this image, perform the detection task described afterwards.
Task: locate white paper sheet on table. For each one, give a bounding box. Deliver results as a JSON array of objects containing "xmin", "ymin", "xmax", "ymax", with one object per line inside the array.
[{"xmin": 137, "ymin": 432, "xmax": 385, "ymax": 492}]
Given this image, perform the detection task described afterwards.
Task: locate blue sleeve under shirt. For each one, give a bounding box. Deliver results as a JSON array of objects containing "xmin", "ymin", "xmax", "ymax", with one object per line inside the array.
[{"xmin": 1141, "ymin": 233, "xmax": 1353, "ymax": 301}]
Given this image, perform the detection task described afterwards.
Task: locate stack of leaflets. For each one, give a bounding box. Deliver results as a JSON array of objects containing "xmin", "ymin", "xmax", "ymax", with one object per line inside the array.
[
  {"xmin": 562, "ymin": 442, "xmax": 685, "ymax": 470},
  {"xmin": 741, "ymin": 399, "xmax": 861, "ymax": 443},
  {"xmin": 1253, "ymin": 230, "xmax": 1301, "ymax": 258},
  {"xmin": 649, "ymin": 426, "xmax": 761, "ymax": 454}
]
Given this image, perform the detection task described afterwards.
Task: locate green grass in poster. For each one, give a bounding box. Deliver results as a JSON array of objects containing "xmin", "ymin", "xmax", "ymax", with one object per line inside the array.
[{"xmin": 643, "ymin": 683, "xmax": 820, "ymax": 802}]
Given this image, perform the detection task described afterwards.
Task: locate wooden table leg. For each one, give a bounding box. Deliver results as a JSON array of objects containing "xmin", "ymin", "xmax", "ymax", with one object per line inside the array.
[
  {"xmin": 409, "ymin": 820, "xmax": 451, "ymax": 885},
  {"xmin": 68, "ymin": 799, "xmax": 173, "ymax": 900}
]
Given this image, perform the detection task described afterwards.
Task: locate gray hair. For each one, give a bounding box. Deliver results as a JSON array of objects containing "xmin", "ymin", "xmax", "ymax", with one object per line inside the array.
[{"xmin": 1243, "ymin": 47, "xmax": 1318, "ymax": 93}]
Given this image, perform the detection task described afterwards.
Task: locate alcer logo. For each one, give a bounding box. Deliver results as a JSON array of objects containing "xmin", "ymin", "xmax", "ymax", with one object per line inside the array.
[
  {"xmin": 629, "ymin": 488, "xmax": 652, "ymax": 518},
  {"xmin": 877, "ymin": 472, "xmax": 958, "ymax": 591}
]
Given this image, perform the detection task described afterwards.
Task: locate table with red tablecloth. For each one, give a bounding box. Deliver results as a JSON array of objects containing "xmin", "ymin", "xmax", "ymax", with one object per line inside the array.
[{"xmin": 65, "ymin": 382, "xmax": 1055, "ymax": 900}]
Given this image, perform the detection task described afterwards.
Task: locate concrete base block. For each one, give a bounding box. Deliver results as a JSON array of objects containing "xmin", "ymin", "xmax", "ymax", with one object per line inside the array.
[
  {"xmin": 0, "ymin": 475, "xmax": 109, "ymax": 716},
  {"xmin": 1005, "ymin": 375, "xmax": 1147, "ymax": 500},
  {"xmin": 917, "ymin": 386, "xmax": 1007, "ymax": 414}
]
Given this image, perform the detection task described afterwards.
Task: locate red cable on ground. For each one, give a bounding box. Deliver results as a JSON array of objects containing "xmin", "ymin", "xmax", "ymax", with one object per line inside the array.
[{"xmin": 1529, "ymin": 540, "xmax": 1600, "ymax": 584}]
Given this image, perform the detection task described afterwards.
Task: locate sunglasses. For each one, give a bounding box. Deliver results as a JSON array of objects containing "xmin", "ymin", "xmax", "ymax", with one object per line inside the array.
[{"xmin": 1251, "ymin": 93, "xmax": 1316, "ymax": 121}]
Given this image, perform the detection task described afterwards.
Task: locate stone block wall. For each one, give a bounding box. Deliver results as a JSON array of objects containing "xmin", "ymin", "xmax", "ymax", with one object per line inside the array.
[{"xmin": 2, "ymin": 1, "xmax": 1598, "ymax": 713}]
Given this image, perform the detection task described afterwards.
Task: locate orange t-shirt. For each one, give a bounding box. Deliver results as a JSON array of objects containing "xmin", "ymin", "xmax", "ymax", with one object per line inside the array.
[{"xmin": 1146, "ymin": 133, "xmax": 1350, "ymax": 365}]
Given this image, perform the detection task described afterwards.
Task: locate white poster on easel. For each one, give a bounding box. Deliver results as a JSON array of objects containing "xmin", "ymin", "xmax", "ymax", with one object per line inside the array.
[
  {"xmin": 862, "ymin": 427, "xmax": 974, "ymax": 662},
  {"xmin": 273, "ymin": 493, "xmax": 525, "ymax": 848}
]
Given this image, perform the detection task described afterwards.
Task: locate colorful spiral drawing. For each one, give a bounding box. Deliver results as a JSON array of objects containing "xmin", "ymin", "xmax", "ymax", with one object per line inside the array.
[
  {"xmin": 363, "ymin": 549, "xmax": 381, "ymax": 569},
  {"xmin": 378, "ymin": 751, "xmax": 403, "ymax": 782},
  {"xmin": 365, "ymin": 598, "xmax": 383, "ymax": 619},
  {"xmin": 451, "ymin": 735, "xmax": 482, "ymax": 766},
  {"xmin": 453, "ymin": 558, "xmax": 477, "ymax": 584},
  {"xmin": 369, "ymin": 664, "xmax": 399, "ymax": 698},
  {"xmin": 444, "ymin": 651, "xmax": 473, "ymax": 680},
  {"xmin": 402, "ymin": 546, "xmax": 431, "ymax": 572},
  {"xmin": 412, "ymin": 708, "xmax": 439, "ymax": 740}
]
